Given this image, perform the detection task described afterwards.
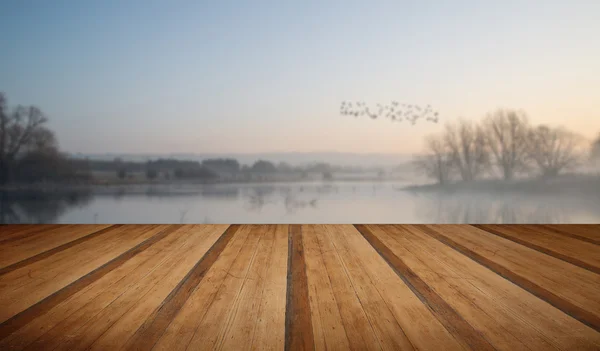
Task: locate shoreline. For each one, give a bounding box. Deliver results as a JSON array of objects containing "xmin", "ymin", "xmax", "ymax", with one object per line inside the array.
[
  {"xmin": 0, "ymin": 176, "xmax": 410, "ymax": 192},
  {"xmin": 1, "ymin": 174, "xmax": 599, "ymax": 197},
  {"xmin": 401, "ymin": 174, "xmax": 600, "ymax": 196}
]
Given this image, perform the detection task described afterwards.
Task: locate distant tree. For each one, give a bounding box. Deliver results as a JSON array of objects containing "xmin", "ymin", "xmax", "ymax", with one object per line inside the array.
[
  {"xmin": 201, "ymin": 158, "xmax": 240, "ymax": 174},
  {"xmin": 277, "ymin": 162, "xmax": 293, "ymax": 173},
  {"xmin": 186, "ymin": 167, "xmax": 218, "ymax": 179},
  {"xmin": 526, "ymin": 125, "xmax": 584, "ymax": 177},
  {"xmin": 592, "ymin": 133, "xmax": 600, "ymax": 161},
  {"xmin": 0, "ymin": 92, "xmax": 55, "ymax": 184},
  {"xmin": 307, "ymin": 163, "xmax": 332, "ymax": 173},
  {"xmin": 413, "ymin": 135, "xmax": 454, "ymax": 185},
  {"xmin": 172, "ymin": 166, "xmax": 217, "ymax": 180},
  {"xmin": 251, "ymin": 160, "xmax": 277, "ymax": 173},
  {"xmin": 323, "ymin": 171, "xmax": 333, "ymax": 181},
  {"xmin": 592, "ymin": 133, "xmax": 600, "ymax": 175},
  {"xmin": 146, "ymin": 168, "xmax": 158, "ymax": 180},
  {"xmin": 117, "ymin": 168, "xmax": 127, "ymax": 179},
  {"xmin": 13, "ymin": 148, "xmax": 84, "ymax": 183},
  {"xmin": 147, "ymin": 158, "xmax": 200, "ymax": 170},
  {"xmin": 484, "ymin": 109, "xmax": 530, "ymax": 180},
  {"xmin": 444, "ymin": 119, "xmax": 490, "ymax": 181},
  {"xmin": 174, "ymin": 168, "xmax": 184, "ymax": 178}
]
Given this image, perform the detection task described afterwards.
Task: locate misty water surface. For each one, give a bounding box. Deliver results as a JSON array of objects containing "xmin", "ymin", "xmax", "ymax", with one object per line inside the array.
[{"xmin": 2, "ymin": 181, "xmax": 599, "ymax": 224}]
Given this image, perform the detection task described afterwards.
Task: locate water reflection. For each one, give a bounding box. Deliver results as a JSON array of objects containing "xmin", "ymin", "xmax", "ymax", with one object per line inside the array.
[
  {"xmin": 283, "ymin": 194, "xmax": 318, "ymax": 215},
  {"xmin": 245, "ymin": 186, "xmax": 277, "ymax": 212},
  {"xmin": 0, "ymin": 189, "xmax": 93, "ymax": 224},
  {"xmin": 1, "ymin": 182, "xmax": 598, "ymax": 224},
  {"xmin": 244, "ymin": 186, "xmax": 318, "ymax": 214},
  {"xmin": 414, "ymin": 193, "xmax": 583, "ymax": 223}
]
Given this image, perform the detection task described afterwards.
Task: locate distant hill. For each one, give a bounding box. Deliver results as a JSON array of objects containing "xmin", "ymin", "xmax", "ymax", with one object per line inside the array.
[{"xmin": 69, "ymin": 152, "xmax": 413, "ymax": 168}]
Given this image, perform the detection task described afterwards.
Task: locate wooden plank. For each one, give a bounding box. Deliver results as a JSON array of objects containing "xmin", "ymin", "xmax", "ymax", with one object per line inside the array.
[
  {"xmin": 251, "ymin": 225, "xmax": 288, "ymax": 351},
  {"xmin": 42, "ymin": 225, "xmax": 221, "ymax": 351},
  {"xmin": 403, "ymin": 225, "xmax": 600, "ymax": 350},
  {"xmin": 16, "ymin": 225, "xmax": 197, "ymax": 351},
  {"xmin": 342, "ymin": 225, "xmax": 463, "ymax": 350},
  {"xmin": 151, "ymin": 224, "xmax": 253, "ymax": 351},
  {"xmin": 84, "ymin": 225, "xmax": 230, "ymax": 351},
  {"xmin": 325, "ymin": 225, "xmax": 414, "ymax": 351},
  {"xmin": 315, "ymin": 225, "xmax": 381, "ymax": 351},
  {"xmin": 421, "ymin": 224, "xmax": 600, "ymax": 332},
  {"xmin": 1, "ymin": 224, "xmax": 598, "ymax": 350},
  {"xmin": 285, "ymin": 225, "xmax": 315, "ymax": 351},
  {"xmin": 219, "ymin": 226, "xmax": 277, "ymax": 350},
  {"xmin": 327, "ymin": 225, "xmax": 414, "ymax": 350},
  {"xmin": 121, "ymin": 224, "xmax": 239, "ymax": 350},
  {"xmin": 183, "ymin": 225, "xmax": 266, "ymax": 350},
  {"xmin": 0, "ymin": 225, "xmax": 111, "ymax": 262},
  {"xmin": 356, "ymin": 224, "xmax": 495, "ymax": 351},
  {"xmin": 0, "ymin": 225, "xmax": 119, "ymax": 276},
  {"xmin": 379, "ymin": 225, "xmax": 563, "ymax": 350},
  {"xmin": 474, "ymin": 224, "xmax": 600, "ymax": 274},
  {"xmin": 539, "ymin": 225, "xmax": 600, "ymax": 245},
  {"xmin": 0, "ymin": 225, "xmax": 177, "ymax": 339},
  {"xmin": 0, "ymin": 225, "xmax": 191, "ymax": 350},
  {"xmin": 302, "ymin": 224, "xmax": 351, "ymax": 351},
  {"xmin": 0, "ymin": 225, "xmax": 167, "ymax": 323},
  {"xmin": 0, "ymin": 225, "xmax": 64, "ymax": 244}
]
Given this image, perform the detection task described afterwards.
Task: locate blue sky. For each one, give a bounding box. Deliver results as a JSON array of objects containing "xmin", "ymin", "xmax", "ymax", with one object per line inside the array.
[{"xmin": 1, "ymin": 1, "xmax": 599, "ymax": 154}]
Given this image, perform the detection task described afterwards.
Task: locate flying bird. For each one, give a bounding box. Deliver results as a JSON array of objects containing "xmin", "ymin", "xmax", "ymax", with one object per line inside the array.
[{"xmin": 339, "ymin": 100, "xmax": 440, "ymax": 125}]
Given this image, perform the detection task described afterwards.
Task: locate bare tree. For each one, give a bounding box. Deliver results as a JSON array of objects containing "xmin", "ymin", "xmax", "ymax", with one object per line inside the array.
[
  {"xmin": 444, "ymin": 119, "xmax": 489, "ymax": 181},
  {"xmin": 590, "ymin": 133, "xmax": 600, "ymax": 174},
  {"xmin": 592, "ymin": 133, "xmax": 600, "ymax": 161},
  {"xmin": 526, "ymin": 125, "xmax": 584, "ymax": 177},
  {"xmin": 0, "ymin": 92, "xmax": 52, "ymax": 184},
  {"xmin": 413, "ymin": 135, "xmax": 454, "ymax": 185},
  {"xmin": 484, "ymin": 109, "xmax": 530, "ymax": 180}
]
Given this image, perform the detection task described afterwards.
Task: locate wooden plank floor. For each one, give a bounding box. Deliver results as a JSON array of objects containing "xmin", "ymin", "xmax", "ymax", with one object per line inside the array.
[{"xmin": 0, "ymin": 224, "xmax": 598, "ymax": 350}]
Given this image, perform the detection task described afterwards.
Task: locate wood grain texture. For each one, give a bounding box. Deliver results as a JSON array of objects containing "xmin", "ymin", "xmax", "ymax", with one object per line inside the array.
[
  {"xmin": 325, "ymin": 225, "xmax": 415, "ymax": 350},
  {"xmin": 0, "ymin": 224, "xmax": 599, "ymax": 350},
  {"xmin": 151, "ymin": 224, "xmax": 255, "ymax": 351},
  {"xmin": 250, "ymin": 225, "xmax": 288, "ymax": 351},
  {"xmin": 421, "ymin": 224, "xmax": 600, "ymax": 332},
  {"xmin": 183, "ymin": 225, "xmax": 266, "ymax": 350},
  {"xmin": 286, "ymin": 225, "xmax": 314, "ymax": 351},
  {"xmin": 474, "ymin": 224, "xmax": 600, "ymax": 274},
  {"xmin": 0, "ymin": 225, "xmax": 64, "ymax": 245},
  {"xmin": 539, "ymin": 225, "xmax": 600, "ymax": 245},
  {"xmin": 0, "ymin": 225, "xmax": 119, "ymax": 276},
  {"xmin": 119, "ymin": 225, "xmax": 237, "ymax": 350},
  {"xmin": 57, "ymin": 225, "xmax": 228, "ymax": 351},
  {"xmin": 0, "ymin": 225, "xmax": 178, "ymax": 340},
  {"xmin": 0, "ymin": 225, "xmax": 200, "ymax": 350},
  {"xmin": 356, "ymin": 224, "xmax": 495, "ymax": 351},
  {"xmin": 402, "ymin": 225, "xmax": 600, "ymax": 350}
]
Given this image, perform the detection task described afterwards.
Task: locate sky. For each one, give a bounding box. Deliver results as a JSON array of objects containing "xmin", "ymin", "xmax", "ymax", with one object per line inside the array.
[{"xmin": 1, "ymin": 1, "xmax": 599, "ymax": 155}]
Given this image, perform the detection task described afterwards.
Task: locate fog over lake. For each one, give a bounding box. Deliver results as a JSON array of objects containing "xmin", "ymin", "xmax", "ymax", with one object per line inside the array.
[{"xmin": 2, "ymin": 181, "xmax": 599, "ymax": 224}]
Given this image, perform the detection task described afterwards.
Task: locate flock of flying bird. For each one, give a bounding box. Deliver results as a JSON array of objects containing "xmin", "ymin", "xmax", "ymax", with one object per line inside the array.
[{"xmin": 340, "ymin": 101, "xmax": 440, "ymax": 124}]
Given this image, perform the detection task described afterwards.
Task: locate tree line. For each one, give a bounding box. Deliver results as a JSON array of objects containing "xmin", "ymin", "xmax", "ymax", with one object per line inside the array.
[
  {"xmin": 414, "ymin": 109, "xmax": 599, "ymax": 184},
  {"xmin": 0, "ymin": 92, "xmax": 361, "ymax": 184},
  {"xmin": 112, "ymin": 158, "xmax": 342, "ymax": 181},
  {"xmin": 0, "ymin": 92, "xmax": 88, "ymax": 185}
]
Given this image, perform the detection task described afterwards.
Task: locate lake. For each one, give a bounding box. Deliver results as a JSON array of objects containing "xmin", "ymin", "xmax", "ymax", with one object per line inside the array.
[{"xmin": 1, "ymin": 181, "xmax": 599, "ymax": 224}]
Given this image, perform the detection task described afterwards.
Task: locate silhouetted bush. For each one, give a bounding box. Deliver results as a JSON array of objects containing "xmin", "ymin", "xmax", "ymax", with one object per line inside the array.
[{"xmin": 146, "ymin": 168, "xmax": 158, "ymax": 180}]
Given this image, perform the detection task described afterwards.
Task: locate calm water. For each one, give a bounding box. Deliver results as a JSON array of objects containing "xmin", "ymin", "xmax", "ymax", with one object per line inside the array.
[{"xmin": 1, "ymin": 181, "xmax": 600, "ymax": 224}]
